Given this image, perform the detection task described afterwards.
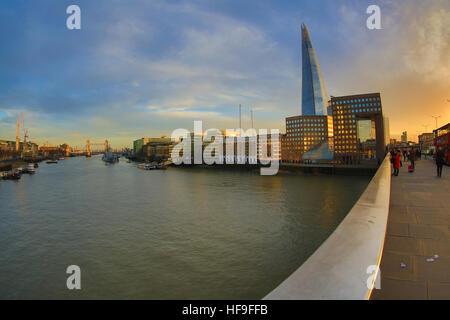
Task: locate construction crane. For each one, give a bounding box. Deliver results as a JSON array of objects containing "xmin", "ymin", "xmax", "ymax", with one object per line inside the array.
[
  {"xmin": 21, "ymin": 112, "xmax": 29, "ymax": 151},
  {"xmin": 21, "ymin": 112, "xmax": 28, "ymax": 142}
]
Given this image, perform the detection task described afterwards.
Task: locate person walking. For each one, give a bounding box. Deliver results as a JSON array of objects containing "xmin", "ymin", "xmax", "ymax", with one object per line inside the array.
[
  {"xmin": 409, "ymin": 149, "xmax": 415, "ymax": 168},
  {"xmin": 436, "ymin": 147, "xmax": 444, "ymax": 177},
  {"xmin": 390, "ymin": 148, "xmax": 395, "ymax": 175},
  {"xmin": 394, "ymin": 150, "xmax": 401, "ymax": 176}
]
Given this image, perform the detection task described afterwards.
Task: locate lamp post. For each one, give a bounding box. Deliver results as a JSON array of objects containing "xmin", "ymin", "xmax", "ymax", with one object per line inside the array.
[{"xmin": 431, "ymin": 115, "xmax": 441, "ymax": 129}]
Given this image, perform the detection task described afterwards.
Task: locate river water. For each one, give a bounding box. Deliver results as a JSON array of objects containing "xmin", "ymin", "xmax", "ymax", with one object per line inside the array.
[{"xmin": 0, "ymin": 156, "xmax": 370, "ymax": 299}]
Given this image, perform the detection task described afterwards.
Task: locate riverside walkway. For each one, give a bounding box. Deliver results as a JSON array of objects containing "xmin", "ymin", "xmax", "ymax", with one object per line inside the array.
[{"xmin": 372, "ymin": 158, "xmax": 449, "ymax": 299}]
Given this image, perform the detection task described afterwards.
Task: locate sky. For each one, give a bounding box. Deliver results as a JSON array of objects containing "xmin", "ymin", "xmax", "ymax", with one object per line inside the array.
[{"xmin": 0, "ymin": 0, "xmax": 449, "ymax": 148}]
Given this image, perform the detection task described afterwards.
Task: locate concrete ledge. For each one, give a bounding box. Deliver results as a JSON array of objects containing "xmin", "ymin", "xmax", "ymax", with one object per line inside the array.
[{"xmin": 265, "ymin": 156, "xmax": 391, "ymax": 300}]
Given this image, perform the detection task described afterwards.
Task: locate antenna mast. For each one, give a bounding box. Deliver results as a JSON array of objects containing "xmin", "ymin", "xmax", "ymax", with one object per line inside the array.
[{"xmin": 239, "ymin": 104, "xmax": 242, "ymax": 129}]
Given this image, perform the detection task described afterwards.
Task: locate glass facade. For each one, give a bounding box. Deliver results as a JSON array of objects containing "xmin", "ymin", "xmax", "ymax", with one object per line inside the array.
[
  {"xmin": 331, "ymin": 93, "xmax": 384, "ymax": 164},
  {"xmin": 301, "ymin": 24, "xmax": 328, "ymax": 116}
]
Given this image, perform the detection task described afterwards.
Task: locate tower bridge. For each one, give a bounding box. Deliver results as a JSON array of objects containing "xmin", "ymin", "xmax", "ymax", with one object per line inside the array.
[{"xmin": 85, "ymin": 139, "xmax": 109, "ymax": 157}]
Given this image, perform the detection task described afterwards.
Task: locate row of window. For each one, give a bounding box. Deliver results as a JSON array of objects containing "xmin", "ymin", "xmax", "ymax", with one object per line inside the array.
[
  {"xmin": 286, "ymin": 118, "xmax": 327, "ymax": 124},
  {"xmin": 287, "ymin": 122, "xmax": 326, "ymax": 128},
  {"xmin": 334, "ymin": 106, "xmax": 381, "ymax": 113},
  {"xmin": 332, "ymin": 97, "xmax": 380, "ymax": 105},
  {"xmin": 287, "ymin": 127, "xmax": 327, "ymax": 132}
]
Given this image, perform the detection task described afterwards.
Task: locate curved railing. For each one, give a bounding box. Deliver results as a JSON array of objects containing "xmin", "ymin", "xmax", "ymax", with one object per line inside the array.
[{"xmin": 265, "ymin": 156, "xmax": 391, "ymax": 300}]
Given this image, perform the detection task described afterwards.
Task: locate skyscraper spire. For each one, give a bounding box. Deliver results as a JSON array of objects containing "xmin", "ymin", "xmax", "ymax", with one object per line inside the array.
[{"xmin": 301, "ymin": 23, "xmax": 328, "ymax": 115}]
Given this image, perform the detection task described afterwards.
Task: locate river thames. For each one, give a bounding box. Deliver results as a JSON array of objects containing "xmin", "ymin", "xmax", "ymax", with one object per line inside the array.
[{"xmin": 0, "ymin": 156, "xmax": 370, "ymax": 299}]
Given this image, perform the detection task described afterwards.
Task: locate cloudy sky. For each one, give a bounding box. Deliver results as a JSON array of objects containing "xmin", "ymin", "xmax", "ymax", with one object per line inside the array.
[{"xmin": 0, "ymin": 0, "xmax": 449, "ymax": 148}]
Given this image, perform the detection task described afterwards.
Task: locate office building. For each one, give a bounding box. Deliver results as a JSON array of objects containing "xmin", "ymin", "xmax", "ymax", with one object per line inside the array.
[
  {"xmin": 282, "ymin": 115, "xmax": 333, "ymax": 163},
  {"xmin": 401, "ymin": 131, "xmax": 408, "ymax": 143},
  {"xmin": 301, "ymin": 24, "xmax": 328, "ymax": 116},
  {"xmin": 330, "ymin": 92, "xmax": 385, "ymax": 164}
]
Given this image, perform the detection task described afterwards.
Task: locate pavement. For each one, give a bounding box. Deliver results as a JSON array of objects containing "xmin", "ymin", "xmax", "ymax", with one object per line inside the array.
[{"xmin": 371, "ymin": 158, "xmax": 450, "ymax": 300}]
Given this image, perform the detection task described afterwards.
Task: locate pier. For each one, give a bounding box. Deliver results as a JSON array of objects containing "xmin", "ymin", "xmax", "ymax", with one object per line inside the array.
[{"xmin": 372, "ymin": 159, "xmax": 449, "ymax": 299}]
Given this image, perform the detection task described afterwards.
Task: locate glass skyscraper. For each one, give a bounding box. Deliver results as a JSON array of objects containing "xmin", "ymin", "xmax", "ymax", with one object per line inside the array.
[{"xmin": 301, "ymin": 24, "xmax": 328, "ymax": 116}]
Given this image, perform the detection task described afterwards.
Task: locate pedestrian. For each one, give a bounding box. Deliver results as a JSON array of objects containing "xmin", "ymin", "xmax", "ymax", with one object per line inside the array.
[
  {"xmin": 390, "ymin": 148, "xmax": 395, "ymax": 175},
  {"xmin": 436, "ymin": 147, "xmax": 444, "ymax": 177},
  {"xmin": 409, "ymin": 149, "xmax": 415, "ymax": 168},
  {"xmin": 394, "ymin": 150, "xmax": 401, "ymax": 176}
]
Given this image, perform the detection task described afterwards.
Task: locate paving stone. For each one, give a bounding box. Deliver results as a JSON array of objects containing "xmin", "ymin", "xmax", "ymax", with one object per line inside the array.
[
  {"xmin": 407, "ymin": 206, "xmax": 447, "ymax": 215},
  {"xmin": 379, "ymin": 252, "xmax": 414, "ymax": 280},
  {"xmin": 415, "ymin": 212, "xmax": 450, "ymax": 225},
  {"xmin": 384, "ymin": 236, "xmax": 422, "ymax": 255},
  {"xmin": 413, "ymin": 256, "xmax": 450, "ymax": 282},
  {"xmin": 371, "ymin": 278, "xmax": 427, "ymax": 300},
  {"xmin": 389, "ymin": 212, "xmax": 417, "ymax": 224},
  {"xmin": 408, "ymin": 224, "xmax": 450, "ymax": 240},
  {"xmin": 421, "ymin": 238, "xmax": 450, "ymax": 257},
  {"xmin": 427, "ymin": 282, "xmax": 450, "ymax": 300},
  {"xmin": 387, "ymin": 222, "xmax": 409, "ymax": 237},
  {"xmin": 405, "ymin": 191, "xmax": 433, "ymax": 201}
]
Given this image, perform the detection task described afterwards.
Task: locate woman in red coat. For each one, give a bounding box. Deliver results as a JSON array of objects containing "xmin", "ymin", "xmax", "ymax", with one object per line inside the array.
[{"xmin": 393, "ymin": 150, "xmax": 401, "ymax": 176}]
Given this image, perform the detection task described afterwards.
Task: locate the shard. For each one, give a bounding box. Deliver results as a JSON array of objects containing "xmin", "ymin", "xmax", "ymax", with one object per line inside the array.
[{"xmin": 301, "ymin": 24, "xmax": 328, "ymax": 116}]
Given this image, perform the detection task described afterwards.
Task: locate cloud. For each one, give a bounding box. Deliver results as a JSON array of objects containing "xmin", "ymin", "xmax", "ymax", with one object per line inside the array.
[{"xmin": 0, "ymin": 0, "xmax": 448, "ymax": 146}]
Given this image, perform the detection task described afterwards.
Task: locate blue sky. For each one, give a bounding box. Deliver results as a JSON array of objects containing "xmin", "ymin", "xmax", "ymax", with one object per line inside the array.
[{"xmin": 0, "ymin": 0, "xmax": 449, "ymax": 148}]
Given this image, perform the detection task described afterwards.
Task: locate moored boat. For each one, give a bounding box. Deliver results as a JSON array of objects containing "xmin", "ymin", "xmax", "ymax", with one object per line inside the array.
[
  {"xmin": 3, "ymin": 171, "xmax": 21, "ymax": 180},
  {"xmin": 102, "ymin": 150, "xmax": 119, "ymax": 163},
  {"xmin": 137, "ymin": 163, "xmax": 155, "ymax": 170},
  {"xmin": 46, "ymin": 159, "xmax": 58, "ymax": 164},
  {"xmin": 24, "ymin": 163, "xmax": 36, "ymax": 174}
]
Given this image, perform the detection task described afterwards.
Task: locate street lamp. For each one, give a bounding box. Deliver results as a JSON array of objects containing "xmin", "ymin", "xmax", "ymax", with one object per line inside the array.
[{"xmin": 431, "ymin": 115, "xmax": 441, "ymax": 129}]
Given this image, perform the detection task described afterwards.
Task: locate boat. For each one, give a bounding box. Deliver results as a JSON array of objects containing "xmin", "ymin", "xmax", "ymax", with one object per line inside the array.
[
  {"xmin": 59, "ymin": 157, "xmax": 65, "ymax": 160},
  {"xmin": 46, "ymin": 159, "xmax": 58, "ymax": 164},
  {"xmin": 102, "ymin": 149, "xmax": 119, "ymax": 163},
  {"xmin": 156, "ymin": 163, "xmax": 167, "ymax": 170},
  {"xmin": 137, "ymin": 163, "xmax": 155, "ymax": 170},
  {"xmin": 23, "ymin": 163, "xmax": 36, "ymax": 174},
  {"xmin": 3, "ymin": 171, "xmax": 21, "ymax": 180}
]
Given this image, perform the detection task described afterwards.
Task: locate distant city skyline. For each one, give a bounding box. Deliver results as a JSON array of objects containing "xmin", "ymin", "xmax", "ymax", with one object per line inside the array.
[{"xmin": 0, "ymin": 0, "xmax": 449, "ymax": 148}]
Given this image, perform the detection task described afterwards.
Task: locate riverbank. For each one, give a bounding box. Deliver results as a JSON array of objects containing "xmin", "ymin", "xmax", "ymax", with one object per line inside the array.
[{"xmin": 172, "ymin": 162, "xmax": 378, "ymax": 176}]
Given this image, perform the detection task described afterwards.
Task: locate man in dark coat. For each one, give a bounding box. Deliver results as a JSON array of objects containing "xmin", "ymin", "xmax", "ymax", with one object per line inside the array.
[{"xmin": 436, "ymin": 147, "xmax": 444, "ymax": 177}]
